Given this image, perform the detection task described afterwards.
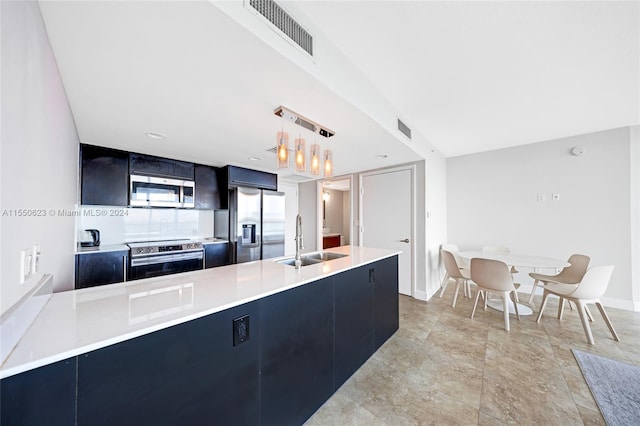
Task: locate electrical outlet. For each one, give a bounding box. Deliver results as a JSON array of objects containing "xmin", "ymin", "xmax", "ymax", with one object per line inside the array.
[
  {"xmin": 20, "ymin": 249, "xmax": 33, "ymax": 284},
  {"xmin": 32, "ymin": 244, "xmax": 41, "ymax": 274},
  {"xmin": 233, "ymin": 315, "xmax": 250, "ymax": 346}
]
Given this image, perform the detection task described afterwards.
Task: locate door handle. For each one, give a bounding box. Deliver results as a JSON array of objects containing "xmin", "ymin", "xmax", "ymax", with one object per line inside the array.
[{"xmin": 400, "ymin": 238, "xmax": 410, "ymax": 243}]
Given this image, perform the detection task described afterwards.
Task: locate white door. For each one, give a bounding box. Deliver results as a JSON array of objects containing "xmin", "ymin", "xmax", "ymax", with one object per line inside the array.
[{"xmin": 361, "ymin": 167, "xmax": 414, "ymax": 296}]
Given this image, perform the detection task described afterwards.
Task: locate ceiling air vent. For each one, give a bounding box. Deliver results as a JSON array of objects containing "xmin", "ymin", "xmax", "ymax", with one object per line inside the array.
[
  {"xmin": 397, "ymin": 118, "xmax": 412, "ymax": 140},
  {"xmin": 249, "ymin": 0, "xmax": 313, "ymax": 56}
]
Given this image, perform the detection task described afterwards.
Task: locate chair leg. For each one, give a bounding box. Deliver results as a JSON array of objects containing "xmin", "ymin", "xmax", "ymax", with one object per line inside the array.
[
  {"xmin": 536, "ymin": 291, "xmax": 550, "ymax": 323},
  {"xmin": 595, "ymin": 302, "xmax": 620, "ymax": 342},
  {"xmin": 557, "ymin": 297, "xmax": 566, "ymax": 320},
  {"xmin": 502, "ymin": 293, "xmax": 510, "ymax": 331},
  {"xmin": 439, "ymin": 273, "xmax": 450, "ymax": 298},
  {"xmin": 452, "ymin": 280, "xmax": 461, "ymax": 308},
  {"xmin": 528, "ymin": 279, "xmax": 540, "ymax": 304},
  {"xmin": 471, "ymin": 289, "xmax": 482, "ymax": 319},
  {"xmin": 576, "ymin": 300, "xmax": 595, "ymax": 345},
  {"xmin": 585, "ymin": 305, "xmax": 594, "ymax": 322},
  {"xmin": 511, "ymin": 291, "xmax": 520, "ymax": 320}
]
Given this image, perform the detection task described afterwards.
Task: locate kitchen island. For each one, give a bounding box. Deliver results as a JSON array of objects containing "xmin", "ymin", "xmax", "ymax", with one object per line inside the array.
[{"xmin": 1, "ymin": 245, "xmax": 399, "ymax": 426}]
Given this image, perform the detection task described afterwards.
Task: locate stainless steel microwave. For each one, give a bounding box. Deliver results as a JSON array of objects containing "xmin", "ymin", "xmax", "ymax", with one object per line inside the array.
[{"xmin": 129, "ymin": 174, "xmax": 195, "ymax": 208}]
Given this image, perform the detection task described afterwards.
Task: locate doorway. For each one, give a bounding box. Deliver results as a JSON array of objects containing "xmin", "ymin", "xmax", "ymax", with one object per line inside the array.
[
  {"xmin": 360, "ymin": 166, "xmax": 415, "ymax": 296},
  {"xmin": 316, "ymin": 177, "xmax": 353, "ymax": 251}
]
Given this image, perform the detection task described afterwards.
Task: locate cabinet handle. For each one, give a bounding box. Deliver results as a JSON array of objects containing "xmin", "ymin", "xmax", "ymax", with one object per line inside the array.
[{"xmin": 123, "ymin": 256, "xmax": 127, "ymax": 282}]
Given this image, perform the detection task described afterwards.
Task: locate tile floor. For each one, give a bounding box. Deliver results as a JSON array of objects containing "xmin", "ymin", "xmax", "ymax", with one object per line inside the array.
[{"xmin": 306, "ymin": 286, "xmax": 640, "ymax": 425}]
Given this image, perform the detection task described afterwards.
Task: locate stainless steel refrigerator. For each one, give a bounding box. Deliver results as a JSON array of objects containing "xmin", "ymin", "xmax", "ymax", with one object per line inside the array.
[{"xmin": 220, "ymin": 187, "xmax": 285, "ymax": 264}]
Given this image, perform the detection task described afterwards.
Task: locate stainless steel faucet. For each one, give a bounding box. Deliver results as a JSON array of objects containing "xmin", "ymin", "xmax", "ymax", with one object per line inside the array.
[{"xmin": 294, "ymin": 214, "xmax": 303, "ymax": 269}]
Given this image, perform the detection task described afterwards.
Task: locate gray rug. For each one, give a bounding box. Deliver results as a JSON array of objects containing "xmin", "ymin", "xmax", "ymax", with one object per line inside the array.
[{"xmin": 572, "ymin": 349, "xmax": 640, "ymax": 426}]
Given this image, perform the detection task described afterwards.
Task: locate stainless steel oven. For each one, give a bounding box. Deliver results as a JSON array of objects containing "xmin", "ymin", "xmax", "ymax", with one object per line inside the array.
[
  {"xmin": 129, "ymin": 174, "xmax": 195, "ymax": 208},
  {"xmin": 128, "ymin": 240, "xmax": 203, "ymax": 280}
]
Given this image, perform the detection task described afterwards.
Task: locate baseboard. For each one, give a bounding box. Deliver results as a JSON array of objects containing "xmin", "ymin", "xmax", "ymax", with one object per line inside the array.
[{"xmin": 600, "ymin": 296, "xmax": 638, "ymax": 312}]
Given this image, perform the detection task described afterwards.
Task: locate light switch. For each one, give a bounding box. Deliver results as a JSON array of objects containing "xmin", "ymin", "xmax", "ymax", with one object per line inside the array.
[{"xmin": 552, "ymin": 193, "xmax": 560, "ymax": 201}]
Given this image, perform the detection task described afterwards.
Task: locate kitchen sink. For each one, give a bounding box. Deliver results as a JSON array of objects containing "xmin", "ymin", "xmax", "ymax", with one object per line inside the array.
[
  {"xmin": 303, "ymin": 252, "xmax": 348, "ymax": 261},
  {"xmin": 276, "ymin": 251, "xmax": 347, "ymax": 267},
  {"xmin": 276, "ymin": 257, "xmax": 323, "ymax": 267}
]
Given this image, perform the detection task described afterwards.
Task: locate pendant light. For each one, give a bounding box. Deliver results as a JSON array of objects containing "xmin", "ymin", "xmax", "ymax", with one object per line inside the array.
[
  {"xmin": 323, "ymin": 148, "xmax": 333, "ymax": 178},
  {"xmin": 295, "ymin": 137, "xmax": 306, "ymax": 172},
  {"xmin": 276, "ymin": 114, "xmax": 289, "ymax": 169},
  {"xmin": 310, "ymin": 143, "xmax": 320, "ymax": 175}
]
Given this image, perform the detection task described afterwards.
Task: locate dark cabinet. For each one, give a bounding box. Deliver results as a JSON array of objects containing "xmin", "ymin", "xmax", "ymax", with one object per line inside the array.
[
  {"xmin": 75, "ymin": 250, "xmax": 128, "ymax": 289},
  {"xmin": 80, "ymin": 144, "xmax": 129, "ymax": 206},
  {"xmin": 373, "ymin": 256, "xmax": 400, "ymax": 350},
  {"xmin": 334, "ymin": 264, "xmax": 375, "ymax": 388},
  {"xmin": 0, "ymin": 358, "xmax": 77, "ymax": 426},
  {"xmin": 129, "ymin": 153, "xmax": 194, "ymax": 180},
  {"xmin": 7, "ymin": 256, "xmax": 399, "ymax": 426},
  {"xmin": 194, "ymin": 164, "xmax": 221, "ymax": 209},
  {"xmin": 260, "ymin": 277, "xmax": 334, "ymax": 426},
  {"xmin": 204, "ymin": 242, "xmax": 230, "ymax": 268},
  {"xmin": 77, "ymin": 301, "xmax": 260, "ymax": 426},
  {"xmin": 221, "ymin": 165, "xmax": 277, "ymax": 191}
]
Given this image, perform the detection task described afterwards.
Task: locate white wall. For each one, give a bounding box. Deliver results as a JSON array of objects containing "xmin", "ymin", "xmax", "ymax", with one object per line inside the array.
[
  {"xmin": 447, "ymin": 127, "xmax": 637, "ymax": 310},
  {"xmin": 424, "ymin": 153, "xmax": 448, "ymax": 300},
  {"xmin": 1, "ymin": 1, "xmax": 79, "ymax": 313}
]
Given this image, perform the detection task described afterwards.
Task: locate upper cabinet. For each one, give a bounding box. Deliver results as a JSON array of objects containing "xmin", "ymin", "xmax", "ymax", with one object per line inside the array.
[
  {"xmin": 80, "ymin": 145, "xmax": 274, "ymax": 209},
  {"xmin": 129, "ymin": 153, "xmax": 194, "ymax": 180},
  {"xmin": 221, "ymin": 165, "xmax": 277, "ymax": 191},
  {"xmin": 80, "ymin": 144, "xmax": 129, "ymax": 206},
  {"xmin": 194, "ymin": 164, "xmax": 221, "ymax": 210}
]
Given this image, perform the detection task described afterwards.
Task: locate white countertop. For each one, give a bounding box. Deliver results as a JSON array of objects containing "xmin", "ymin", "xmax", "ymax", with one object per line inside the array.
[
  {"xmin": 75, "ymin": 244, "xmax": 129, "ymax": 254},
  {"xmin": 1, "ymin": 245, "xmax": 398, "ymax": 379}
]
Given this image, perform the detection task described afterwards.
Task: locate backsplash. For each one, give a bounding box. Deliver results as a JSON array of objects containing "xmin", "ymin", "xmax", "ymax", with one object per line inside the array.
[{"xmin": 77, "ymin": 207, "xmax": 215, "ymax": 245}]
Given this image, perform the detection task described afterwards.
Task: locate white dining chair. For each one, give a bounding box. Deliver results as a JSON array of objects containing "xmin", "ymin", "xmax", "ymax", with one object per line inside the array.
[
  {"xmin": 535, "ymin": 265, "xmax": 618, "ymax": 345},
  {"xmin": 470, "ymin": 258, "xmax": 520, "ymax": 331},
  {"xmin": 441, "ymin": 250, "xmax": 474, "ymax": 307},
  {"xmin": 439, "ymin": 244, "xmax": 470, "ymax": 298},
  {"xmin": 527, "ymin": 254, "xmax": 590, "ymax": 304},
  {"xmin": 482, "ymin": 245, "xmax": 521, "ymax": 300}
]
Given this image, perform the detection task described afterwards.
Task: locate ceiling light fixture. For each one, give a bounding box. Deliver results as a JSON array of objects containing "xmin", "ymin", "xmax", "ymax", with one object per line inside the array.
[
  {"xmin": 249, "ymin": 156, "xmax": 262, "ymax": 161},
  {"xmin": 273, "ymin": 106, "xmax": 336, "ymax": 176},
  {"xmin": 145, "ymin": 132, "xmax": 166, "ymax": 140},
  {"xmin": 323, "ymin": 148, "xmax": 333, "ymax": 178},
  {"xmin": 376, "ymin": 154, "xmax": 388, "ymax": 159},
  {"xmin": 310, "ymin": 143, "xmax": 320, "ymax": 175},
  {"xmin": 276, "ymin": 112, "xmax": 289, "ymax": 169},
  {"xmin": 295, "ymin": 137, "xmax": 306, "ymax": 172}
]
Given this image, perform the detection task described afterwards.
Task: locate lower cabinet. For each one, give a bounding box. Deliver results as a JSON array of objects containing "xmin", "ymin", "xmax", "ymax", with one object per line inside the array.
[
  {"xmin": 0, "ymin": 358, "xmax": 76, "ymax": 426},
  {"xmin": 3, "ymin": 256, "xmax": 399, "ymax": 426},
  {"xmin": 334, "ymin": 264, "xmax": 374, "ymax": 388},
  {"xmin": 204, "ymin": 242, "xmax": 230, "ymax": 268},
  {"xmin": 75, "ymin": 250, "xmax": 128, "ymax": 289},
  {"xmin": 260, "ymin": 277, "xmax": 334, "ymax": 426},
  {"xmin": 373, "ymin": 256, "xmax": 400, "ymax": 350},
  {"xmin": 77, "ymin": 301, "xmax": 260, "ymax": 426}
]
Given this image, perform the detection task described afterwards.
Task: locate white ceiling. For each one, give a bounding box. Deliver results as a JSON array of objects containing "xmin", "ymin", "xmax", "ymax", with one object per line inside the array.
[{"xmin": 39, "ymin": 0, "xmax": 639, "ymax": 179}]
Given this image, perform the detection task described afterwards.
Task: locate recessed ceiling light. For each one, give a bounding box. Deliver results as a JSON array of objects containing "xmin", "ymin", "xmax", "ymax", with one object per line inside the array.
[
  {"xmin": 375, "ymin": 154, "xmax": 388, "ymax": 159},
  {"xmin": 249, "ymin": 156, "xmax": 262, "ymax": 161},
  {"xmin": 145, "ymin": 132, "xmax": 166, "ymax": 140}
]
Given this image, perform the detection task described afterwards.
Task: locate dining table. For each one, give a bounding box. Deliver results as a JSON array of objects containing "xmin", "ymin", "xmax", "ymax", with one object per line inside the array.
[{"xmin": 457, "ymin": 251, "xmax": 570, "ymax": 315}]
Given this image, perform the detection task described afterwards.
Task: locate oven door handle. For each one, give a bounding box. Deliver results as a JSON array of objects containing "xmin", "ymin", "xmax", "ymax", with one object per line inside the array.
[{"xmin": 130, "ymin": 251, "xmax": 203, "ymax": 267}]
